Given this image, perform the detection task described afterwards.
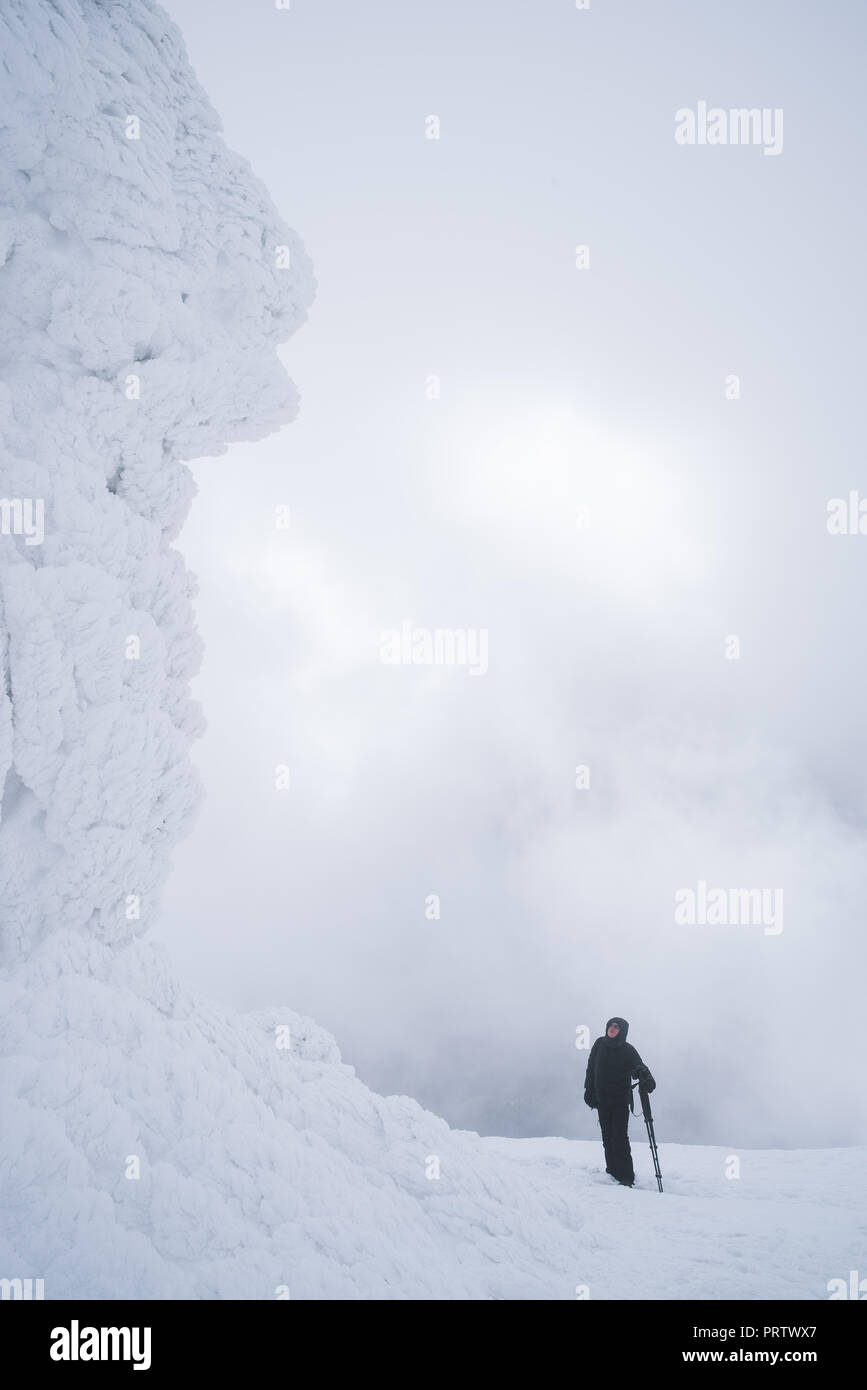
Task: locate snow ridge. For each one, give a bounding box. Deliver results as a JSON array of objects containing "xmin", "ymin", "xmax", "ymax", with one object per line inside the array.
[{"xmin": 3, "ymin": 928, "xmax": 861, "ymax": 1299}]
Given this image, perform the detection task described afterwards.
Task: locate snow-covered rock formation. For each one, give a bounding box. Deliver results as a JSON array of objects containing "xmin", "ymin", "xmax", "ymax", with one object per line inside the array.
[
  {"xmin": 0, "ymin": 0, "xmax": 314, "ymax": 960},
  {"xmin": 0, "ymin": 0, "xmax": 861, "ymax": 1301}
]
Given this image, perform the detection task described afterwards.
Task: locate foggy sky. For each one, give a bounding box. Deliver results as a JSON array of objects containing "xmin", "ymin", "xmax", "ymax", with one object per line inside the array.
[{"xmin": 156, "ymin": 0, "xmax": 867, "ymax": 1148}]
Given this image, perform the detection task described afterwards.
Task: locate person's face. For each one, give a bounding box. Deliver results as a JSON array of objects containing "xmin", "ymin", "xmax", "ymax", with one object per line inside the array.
[{"xmin": 607, "ymin": 1023, "xmax": 620, "ymax": 1038}]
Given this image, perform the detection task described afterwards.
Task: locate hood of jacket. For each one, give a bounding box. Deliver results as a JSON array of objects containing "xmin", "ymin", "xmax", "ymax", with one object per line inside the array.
[{"xmin": 604, "ymin": 1016, "xmax": 629, "ymax": 1046}]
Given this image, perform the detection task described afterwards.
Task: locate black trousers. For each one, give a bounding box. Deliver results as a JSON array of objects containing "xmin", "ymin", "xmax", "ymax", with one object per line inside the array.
[{"xmin": 598, "ymin": 1104, "xmax": 634, "ymax": 1185}]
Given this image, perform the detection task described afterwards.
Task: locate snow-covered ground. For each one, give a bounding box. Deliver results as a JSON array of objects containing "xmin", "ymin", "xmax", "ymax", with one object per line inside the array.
[{"xmin": 1, "ymin": 929, "xmax": 861, "ymax": 1300}]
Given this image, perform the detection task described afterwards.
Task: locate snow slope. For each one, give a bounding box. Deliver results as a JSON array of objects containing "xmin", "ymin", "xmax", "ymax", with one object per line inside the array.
[
  {"xmin": 0, "ymin": 0, "xmax": 862, "ymax": 1303},
  {"xmin": 1, "ymin": 928, "xmax": 862, "ymax": 1300}
]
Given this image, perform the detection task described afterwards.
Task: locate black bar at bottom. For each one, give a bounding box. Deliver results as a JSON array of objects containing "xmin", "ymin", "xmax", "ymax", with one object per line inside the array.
[{"xmin": 5, "ymin": 1297, "xmax": 862, "ymax": 1374}]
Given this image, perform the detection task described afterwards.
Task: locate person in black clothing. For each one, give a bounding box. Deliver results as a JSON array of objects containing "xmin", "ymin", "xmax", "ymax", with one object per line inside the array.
[{"xmin": 584, "ymin": 1016, "xmax": 655, "ymax": 1187}]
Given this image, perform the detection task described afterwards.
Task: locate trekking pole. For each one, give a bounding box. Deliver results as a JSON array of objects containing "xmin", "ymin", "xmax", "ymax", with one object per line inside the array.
[{"xmin": 632, "ymin": 1082, "xmax": 664, "ymax": 1192}]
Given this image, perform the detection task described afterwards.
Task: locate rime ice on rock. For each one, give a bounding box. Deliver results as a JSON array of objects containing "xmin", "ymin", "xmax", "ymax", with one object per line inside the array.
[{"xmin": 0, "ymin": 0, "xmax": 314, "ymax": 958}]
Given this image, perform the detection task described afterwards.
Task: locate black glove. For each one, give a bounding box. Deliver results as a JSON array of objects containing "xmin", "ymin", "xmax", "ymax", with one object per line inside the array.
[
  {"xmin": 635, "ymin": 1065, "xmax": 656, "ymax": 1093},
  {"xmin": 584, "ymin": 1089, "xmax": 596, "ymax": 1109}
]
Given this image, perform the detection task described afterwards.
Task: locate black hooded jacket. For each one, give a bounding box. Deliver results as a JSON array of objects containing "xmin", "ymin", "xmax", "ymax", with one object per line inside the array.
[{"xmin": 584, "ymin": 1017, "xmax": 655, "ymax": 1111}]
